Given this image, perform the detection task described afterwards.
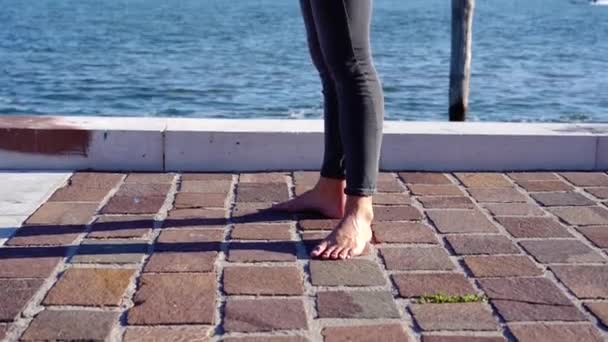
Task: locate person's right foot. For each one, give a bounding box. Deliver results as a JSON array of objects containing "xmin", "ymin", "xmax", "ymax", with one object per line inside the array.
[{"xmin": 271, "ymin": 176, "xmax": 346, "ymax": 219}]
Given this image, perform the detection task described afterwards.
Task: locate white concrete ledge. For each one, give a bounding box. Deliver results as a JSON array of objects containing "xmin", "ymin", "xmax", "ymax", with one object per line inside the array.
[{"xmin": 0, "ymin": 115, "xmax": 607, "ymax": 171}]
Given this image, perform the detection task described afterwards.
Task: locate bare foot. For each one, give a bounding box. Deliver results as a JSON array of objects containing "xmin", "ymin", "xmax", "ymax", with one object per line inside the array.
[
  {"xmin": 271, "ymin": 176, "xmax": 346, "ymax": 219},
  {"xmin": 311, "ymin": 195, "xmax": 374, "ymax": 260}
]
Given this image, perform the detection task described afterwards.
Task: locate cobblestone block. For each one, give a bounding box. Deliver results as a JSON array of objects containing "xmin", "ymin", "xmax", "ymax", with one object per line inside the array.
[
  {"xmin": 410, "ymin": 303, "xmax": 499, "ymax": 331},
  {"xmin": 372, "ymin": 222, "xmax": 438, "ymax": 244},
  {"xmin": 467, "ymin": 188, "xmax": 528, "ymax": 203},
  {"xmin": 21, "ymin": 310, "xmax": 118, "ymax": 341},
  {"xmin": 123, "ymin": 326, "xmax": 211, "ymax": 342},
  {"xmin": 310, "ymin": 259, "xmax": 385, "ymax": 286},
  {"xmin": 427, "ymin": 210, "xmax": 497, "ymax": 233},
  {"xmin": 551, "ymin": 265, "xmax": 608, "ymax": 299},
  {"xmin": 144, "ymin": 251, "xmax": 217, "ymax": 273},
  {"xmin": 398, "ymin": 172, "xmax": 451, "ymax": 184},
  {"xmin": 408, "ymin": 184, "xmax": 463, "ymax": 196},
  {"xmin": 373, "ymin": 205, "xmax": 423, "ymax": 221},
  {"xmin": 520, "ymin": 240, "xmax": 605, "ymax": 264},
  {"xmin": 224, "ymin": 298, "xmax": 308, "ymax": 332},
  {"xmin": 227, "ymin": 241, "xmax": 297, "ymax": 262},
  {"xmin": 380, "ymin": 247, "xmax": 455, "ymax": 271},
  {"xmin": 316, "ymin": 291, "xmax": 400, "ymax": 318},
  {"xmin": 463, "ymin": 256, "xmax": 542, "ymax": 277},
  {"xmin": 446, "ymin": 235, "xmax": 520, "ymax": 255},
  {"xmin": 88, "ymin": 215, "xmax": 154, "ymax": 239},
  {"xmin": 0, "ymin": 278, "xmax": 43, "ymax": 322},
  {"xmin": 418, "ymin": 196, "xmax": 474, "ymax": 209},
  {"xmin": 231, "ymin": 224, "xmax": 292, "ymax": 240},
  {"xmin": 392, "ymin": 273, "xmax": 475, "ymax": 298},
  {"xmin": 223, "ymin": 266, "xmax": 303, "ymax": 295},
  {"xmin": 482, "ymin": 203, "xmax": 545, "ymax": 216},
  {"xmin": 495, "ymin": 217, "xmax": 572, "ymax": 238},
  {"xmin": 25, "ymin": 202, "xmax": 98, "ymax": 226},
  {"xmin": 549, "ymin": 206, "xmax": 608, "ymax": 226},
  {"xmin": 508, "ymin": 323, "xmax": 603, "ymax": 342}
]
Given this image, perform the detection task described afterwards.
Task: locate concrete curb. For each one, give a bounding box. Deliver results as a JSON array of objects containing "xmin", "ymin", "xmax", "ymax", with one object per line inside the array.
[{"xmin": 0, "ymin": 115, "xmax": 607, "ymax": 171}]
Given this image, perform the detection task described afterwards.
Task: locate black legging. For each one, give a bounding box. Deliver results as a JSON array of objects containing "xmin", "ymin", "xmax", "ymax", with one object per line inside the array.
[{"xmin": 300, "ymin": 0, "xmax": 384, "ymax": 196}]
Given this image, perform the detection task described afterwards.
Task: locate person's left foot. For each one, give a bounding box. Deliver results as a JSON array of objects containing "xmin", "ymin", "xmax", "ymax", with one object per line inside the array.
[{"xmin": 311, "ymin": 196, "xmax": 374, "ymax": 260}]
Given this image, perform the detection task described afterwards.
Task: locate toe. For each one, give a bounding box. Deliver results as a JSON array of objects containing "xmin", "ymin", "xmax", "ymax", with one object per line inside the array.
[
  {"xmin": 330, "ymin": 247, "xmax": 343, "ymax": 260},
  {"xmin": 338, "ymin": 248, "xmax": 350, "ymax": 260},
  {"xmin": 322, "ymin": 245, "xmax": 338, "ymax": 259},
  {"xmin": 311, "ymin": 240, "xmax": 328, "ymax": 257}
]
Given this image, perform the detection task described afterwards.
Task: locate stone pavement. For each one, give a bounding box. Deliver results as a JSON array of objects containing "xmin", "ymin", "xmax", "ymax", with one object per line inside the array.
[{"xmin": 0, "ymin": 171, "xmax": 607, "ymax": 342}]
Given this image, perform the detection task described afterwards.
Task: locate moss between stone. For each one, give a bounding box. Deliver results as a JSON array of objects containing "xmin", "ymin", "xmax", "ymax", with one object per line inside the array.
[{"xmin": 416, "ymin": 293, "xmax": 487, "ymax": 304}]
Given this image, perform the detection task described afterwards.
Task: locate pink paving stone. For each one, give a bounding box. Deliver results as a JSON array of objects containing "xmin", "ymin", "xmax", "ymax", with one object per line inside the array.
[
  {"xmin": 445, "ymin": 235, "xmax": 520, "ymax": 255},
  {"xmin": 48, "ymin": 184, "xmax": 113, "ymax": 202},
  {"xmin": 549, "ymin": 206, "xmax": 608, "ymax": 226},
  {"xmin": 577, "ymin": 226, "xmax": 608, "ymax": 248},
  {"xmin": 508, "ymin": 323, "xmax": 604, "ymax": 342},
  {"xmin": 507, "ymin": 172, "xmax": 558, "ymax": 182},
  {"xmin": 174, "ymin": 192, "xmax": 227, "ymax": 208},
  {"xmin": 391, "ymin": 273, "xmax": 476, "ymax": 298},
  {"xmin": 113, "ymin": 183, "xmax": 171, "ymax": 197},
  {"xmin": 231, "ymin": 203, "xmax": 294, "ymax": 223},
  {"xmin": 71, "ymin": 239, "xmax": 148, "ymax": 264},
  {"xmin": 231, "ymin": 223, "xmax": 292, "ymax": 240},
  {"xmin": 224, "ymin": 337, "xmax": 309, "ymax": 342},
  {"xmin": 123, "ymin": 326, "xmax": 211, "ymax": 342},
  {"xmin": 422, "ymin": 336, "xmax": 505, "ymax": 342},
  {"xmin": 375, "ymin": 179, "xmax": 404, "ymax": 193},
  {"xmin": 309, "ymin": 259, "xmax": 385, "ymax": 286},
  {"xmin": 166, "ymin": 207, "xmax": 226, "ymax": 220},
  {"xmin": 585, "ymin": 187, "xmax": 608, "ymax": 200},
  {"xmin": 418, "ymin": 196, "xmax": 475, "ymax": 209},
  {"xmin": 43, "ymin": 268, "xmax": 135, "ymax": 306},
  {"xmin": 373, "ymin": 205, "xmax": 423, "ymax": 221},
  {"xmin": 426, "ymin": 210, "xmax": 497, "ymax": 233},
  {"xmin": 467, "ymin": 188, "xmax": 528, "ymax": 203},
  {"xmin": 181, "ymin": 173, "xmax": 233, "ymax": 181},
  {"xmin": 372, "ymin": 221, "xmax": 438, "ymax": 244},
  {"xmin": 585, "ymin": 302, "xmax": 608, "ymax": 326},
  {"xmin": 478, "ymin": 277, "xmax": 584, "ymax": 322},
  {"xmin": 380, "ymin": 247, "xmax": 455, "ymax": 271},
  {"xmin": 227, "ymin": 241, "xmax": 297, "ymax": 262},
  {"xmin": 224, "ymin": 298, "xmax": 308, "ymax": 333},
  {"xmin": 494, "ymin": 216, "xmax": 572, "ymax": 238},
  {"xmin": 373, "ymin": 193, "xmax": 411, "ymax": 205},
  {"xmin": 223, "ymin": 266, "xmax": 304, "ymax": 295},
  {"xmin": 410, "ymin": 303, "xmax": 499, "ymax": 331},
  {"xmin": 0, "ymin": 247, "xmax": 66, "ymax": 278},
  {"xmin": 463, "ymin": 256, "xmax": 543, "ymax": 277},
  {"xmin": 6, "ymin": 224, "xmax": 85, "ymax": 246},
  {"xmin": 515, "ymin": 180, "xmax": 573, "ymax": 192},
  {"xmin": 316, "ymin": 291, "xmax": 400, "ymax": 318},
  {"xmin": 236, "ymin": 183, "xmax": 289, "ymax": 203},
  {"xmin": 453, "ymin": 173, "xmax": 511, "ymax": 188},
  {"xmin": 143, "ymin": 251, "xmax": 217, "ymax": 273},
  {"xmin": 560, "ymin": 172, "xmax": 608, "ymax": 187},
  {"xmin": 0, "ymin": 279, "xmax": 44, "ymax": 322},
  {"xmin": 128, "ymin": 273, "xmax": 215, "ymax": 325},
  {"xmin": 24, "ymin": 202, "xmax": 99, "ymax": 225},
  {"xmin": 298, "ymin": 219, "xmax": 340, "ymax": 231},
  {"xmin": 102, "ymin": 195, "xmax": 167, "ymax": 215},
  {"xmin": 240, "ymin": 172, "xmax": 287, "ymax": 183},
  {"xmin": 407, "ymin": 184, "xmax": 463, "ymax": 196},
  {"xmin": 124, "ymin": 173, "xmax": 175, "ymax": 184},
  {"xmin": 482, "ymin": 203, "xmax": 545, "ymax": 216},
  {"xmin": 20, "ymin": 310, "xmax": 118, "ymax": 341},
  {"xmin": 520, "ymin": 240, "xmax": 605, "ymax": 264},
  {"xmin": 154, "ymin": 229, "xmax": 223, "ymax": 252},
  {"xmin": 180, "ymin": 180, "xmax": 232, "ymax": 193},
  {"xmin": 88, "ymin": 215, "xmax": 154, "ymax": 239},
  {"xmin": 69, "ymin": 172, "xmax": 124, "ymax": 187},
  {"xmin": 551, "ymin": 265, "xmax": 608, "ymax": 299},
  {"xmin": 322, "ymin": 324, "xmax": 411, "ymax": 342},
  {"xmin": 530, "ymin": 192, "xmax": 595, "ymax": 207},
  {"xmin": 398, "ymin": 172, "xmax": 452, "ymax": 184}
]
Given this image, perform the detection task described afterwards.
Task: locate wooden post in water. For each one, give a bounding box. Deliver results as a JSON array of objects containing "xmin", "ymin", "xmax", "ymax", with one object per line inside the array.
[{"xmin": 449, "ymin": 0, "xmax": 475, "ymax": 121}]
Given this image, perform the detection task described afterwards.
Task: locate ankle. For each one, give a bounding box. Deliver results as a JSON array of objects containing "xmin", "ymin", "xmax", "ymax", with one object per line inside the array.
[
  {"xmin": 315, "ymin": 176, "xmax": 346, "ymax": 195},
  {"xmin": 345, "ymin": 195, "xmax": 374, "ymax": 221}
]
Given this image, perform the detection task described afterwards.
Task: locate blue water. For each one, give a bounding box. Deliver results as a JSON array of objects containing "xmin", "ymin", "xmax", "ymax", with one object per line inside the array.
[{"xmin": 0, "ymin": 0, "xmax": 607, "ymax": 122}]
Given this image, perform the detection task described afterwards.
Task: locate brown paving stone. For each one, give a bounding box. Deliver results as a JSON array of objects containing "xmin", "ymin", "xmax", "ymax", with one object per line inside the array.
[
  {"xmin": 508, "ymin": 323, "xmax": 603, "ymax": 342},
  {"xmin": 373, "ymin": 193, "xmax": 411, "ymax": 205},
  {"xmin": 128, "ymin": 273, "xmax": 215, "ymax": 325},
  {"xmin": 316, "ymin": 291, "xmax": 400, "ymax": 318},
  {"xmin": 181, "ymin": 173, "xmax": 233, "ymax": 181},
  {"xmin": 144, "ymin": 251, "xmax": 217, "ymax": 273},
  {"xmin": 399, "ymin": 172, "xmax": 451, "ymax": 184},
  {"xmin": 174, "ymin": 192, "xmax": 227, "ymax": 208},
  {"xmin": 102, "ymin": 195, "xmax": 167, "ymax": 214},
  {"xmin": 495, "ymin": 216, "xmax": 572, "ymax": 238},
  {"xmin": 157, "ymin": 229, "xmax": 224, "ymax": 244},
  {"xmin": 231, "ymin": 223, "xmax": 292, "ymax": 240},
  {"xmin": 71, "ymin": 239, "xmax": 148, "ymax": 264},
  {"xmin": 48, "ymin": 184, "xmax": 112, "ymax": 202},
  {"xmin": 549, "ymin": 206, "xmax": 608, "ymax": 226},
  {"xmin": 478, "ymin": 277, "xmax": 584, "ymax": 321},
  {"xmin": 372, "ymin": 221, "xmax": 438, "ymax": 244},
  {"xmin": 467, "ymin": 188, "xmax": 528, "ymax": 203},
  {"xmin": 520, "ymin": 240, "xmax": 605, "ymax": 264},
  {"xmin": 180, "ymin": 180, "xmax": 232, "ymax": 193},
  {"xmin": 43, "ymin": 268, "xmax": 134, "ymax": 306},
  {"xmin": 298, "ymin": 219, "xmax": 340, "ymax": 231},
  {"xmin": 227, "ymin": 241, "xmax": 297, "ymax": 262},
  {"xmin": 223, "ymin": 266, "xmax": 303, "ymax": 295},
  {"xmin": 551, "ymin": 265, "xmax": 608, "ymax": 299},
  {"xmin": 577, "ymin": 226, "xmax": 608, "ymax": 248},
  {"xmin": 373, "ymin": 205, "xmax": 423, "ymax": 221},
  {"xmin": 446, "ymin": 235, "xmax": 520, "ymax": 255},
  {"xmin": 224, "ymin": 336, "xmax": 308, "ymax": 342},
  {"xmin": 0, "ymin": 278, "xmax": 43, "ymax": 322},
  {"xmin": 125, "ymin": 173, "xmax": 175, "ymax": 184},
  {"xmin": 507, "ymin": 172, "xmax": 558, "ymax": 182},
  {"xmin": 516, "ymin": 180, "xmax": 573, "ymax": 192},
  {"xmin": 482, "ymin": 203, "xmax": 545, "ymax": 216},
  {"xmin": 418, "ymin": 196, "xmax": 475, "ymax": 209},
  {"xmin": 392, "ymin": 273, "xmax": 476, "ymax": 298},
  {"xmin": 224, "ymin": 298, "xmax": 308, "ymax": 332},
  {"xmin": 375, "ymin": 179, "xmax": 404, "ymax": 193},
  {"xmin": 309, "ymin": 259, "xmax": 385, "ymax": 286},
  {"xmin": 123, "ymin": 326, "xmax": 211, "ymax": 342},
  {"xmin": 378, "ymin": 172, "xmax": 398, "ymax": 182},
  {"xmin": 427, "ymin": 210, "xmax": 497, "ymax": 233},
  {"xmin": 69, "ymin": 172, "xmax": 124, "ymax": 187},
  {"xmin": 408, "ymin": 184, "xmax": 463, "ymax": 196},
  {"xmin": 463, "ymin": 256, "xmax": 542, "ymax": 277},
  {"xmin": 88, "ymin": 215, "xmax": 154, "ymax": 239},
  {"xmin": 585, "ymin": 302, "xmax": 608, "ymax": 326},
  {"xmin": 0, "ymin": 247, "xmax": 66, "ymax": 278},
  {"xmin": 232, "ymin": 203, "xmax": 294, "ymax": 223},
  {"xmin": 454, "ymin": 173, "xmax": 511, "ymax": 188},
  {"xmin": 531, "ymin": 192, "xmax": 595, "ymax": 206},
  {"xmin": 113, "ymin": 183, "xmax": 171, "ymax": 197},
  {"xmin": 6, "ymin": 224, "xmax": 84, "ymax": 246},
  {"xmin": 25, "ymin": 202, "xmax": 98, "ymax": 225},
  {"xmin": 236, "ymin": 183, "xmax": 289, "ymax": 203},
  {"xmin": 322, "ymin": 324, "xmax": 411, "ymax": 342},
  {"xmin": 21, "ymin": 310, "xmax": 118, "ymax": 341},
  {"xmin": 422, "ymin": 336, "xmax": 505, "ymax": 342},
  {"xmin": 240, "ymin": 172, "xmax": 287, "ymax": 183},
  {"xmin": 380, "ymin": 247, "xmax": 454, "ymax": 271},
  {"xmin": 410, "ymin": 303, "xmax": 499, "ymax": 331},
  {"xmin": 166, "ymin": 208, "xmax": 227, "ymax": 223},
  {"xmin": 560, "ymin": 172, "xmax": 608, "ymax": 187},
  {"xmin": 586, "ymin": 187, "xmax": 608, "ymax": 200}
]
